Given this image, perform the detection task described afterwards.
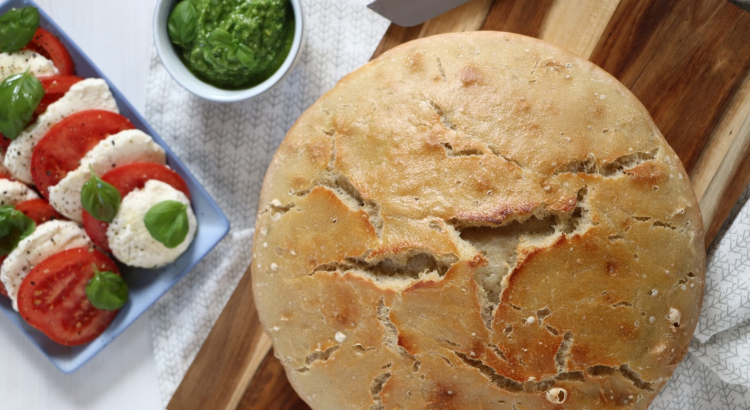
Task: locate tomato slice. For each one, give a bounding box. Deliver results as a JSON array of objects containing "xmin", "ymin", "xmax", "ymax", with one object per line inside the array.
[
  {"xmin": 0, "ymin": 270, "xmax": 7, "ymax": 298},
  {"xmin": 36, "ymin": 75, "xmax": 83, "ymax": 117},
  {"xmin": 101, "ymin": 162, "xmax": 191, "ymax": 199},
  {"xmin": 0, "ymin": 134, "xmax": 11, "ymax": 155},
  {"xmin": 83, "ymin": 217, "xmax": 111, "ymax": 254},
  {"xmin": 23, "ymin": 28, "xmax": 75, "ymax": 76},
  {"xmin": 31, "ymin": 110, "xmax": 135, "ymax": 198},
  {"xmin": 15, "ymin": 198, "xmax": 65, "ymax": 225},
  {"xmin": 83, "ymin": 163, "xmax": 190, "ymax": 253},
  {"xmin": 17, "ymin": 247, "xmax": 120, "ymax": 346}
]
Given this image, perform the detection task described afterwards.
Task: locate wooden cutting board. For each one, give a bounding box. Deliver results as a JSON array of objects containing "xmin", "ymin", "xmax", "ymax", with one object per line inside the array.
[{"xmin": 168, "ymin": 1, "xmax": 750, "ymax": 409}]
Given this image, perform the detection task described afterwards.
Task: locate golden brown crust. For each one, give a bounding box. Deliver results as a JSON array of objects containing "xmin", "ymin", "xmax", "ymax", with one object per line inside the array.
[{"xmin": 252, "ymin": 32, "xmax": 705, "ymax": 410}]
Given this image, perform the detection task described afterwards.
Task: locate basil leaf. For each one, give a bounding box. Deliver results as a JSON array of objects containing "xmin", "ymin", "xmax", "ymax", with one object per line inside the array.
[
  {"xmin": 86, "ymin": 268, "xmax": 128, "ymax": 310},
  {"xmin": 0, "ymin": 205, "xmax": 35, "ymax": 256},
  {"xmin": 81, "ymin": 167, "xmax": 121, "ymax": 222},
  {"xmin": 0, "ymin": 7, "xmax": 40, "ymax": 53},
  {"xmin": 144, "ymin": 200, "xmax": 189, "ymax": 249},
  {"xmin": 236, "ymin": 44, "xmax": 257, "ymax": 70},
  {"xmin": 0, "ymin": 71, "xmax": 44, "ymax": 139},
  {"xmin": 207, "ymin": 28, "xmax": 232, "ymax": 48},
  {"xmin": 167, "ymin": 1, "xmax": 198, "ymax": 47}
]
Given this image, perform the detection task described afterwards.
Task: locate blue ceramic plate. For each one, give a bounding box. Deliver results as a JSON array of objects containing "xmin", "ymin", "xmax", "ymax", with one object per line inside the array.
[{"xmin": 0, "ymin": 0, "xmax": 230, "ymax": 373}]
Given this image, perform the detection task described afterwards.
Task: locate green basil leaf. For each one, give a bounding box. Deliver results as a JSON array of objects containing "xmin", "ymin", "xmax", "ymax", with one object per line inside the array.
[
  {"xmin": 207, "ymin": 28, "xmax": 232, "ymax": 48},
  {"xmin": 0, "ymin": 7, "xmax": 40, "ymax": 53},
  {"xmin": 167, "ymin": 1, "xmax": 198, "ymax": 47},
  {"xmin": 86, "ymin": 268, "xmax": 128, "ymax": 310},
  {"xmin": 236, "ymin": 44, "xmax": 257, "ymax": 70},
  {"xmin": 81, "ymin": 167, "xmax": 121, "ymax": 222},
  {"xmin": 0, "ymin": 71, "xmax": 44, "ymax": 139},
  {"xmin": 0, "ymin": 205, "xmax": 36, "ymax": 256},
  {"xmin": 144, "ymin": 200, "xmax": 189, "ymax": 249}
]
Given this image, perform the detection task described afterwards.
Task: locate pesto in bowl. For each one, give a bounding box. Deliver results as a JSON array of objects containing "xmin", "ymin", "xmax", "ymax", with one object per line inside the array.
[{"xmin": 168, "ymin": 0, "xmax": 294, "ymax": 90}]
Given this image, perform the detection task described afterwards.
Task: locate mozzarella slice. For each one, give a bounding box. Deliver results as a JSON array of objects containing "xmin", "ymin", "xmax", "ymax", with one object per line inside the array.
[
  {"xmin": 108, "ymin": 180, "xmax": 196, "ymax": 269},
  {"xmin": 0, "ymin": 220, "xmax": 92, "ymax": 311},
  {"xmin": 48, "ymin": 129, "xmax": 167, "ymax": 223},
  {"xmin": 0, "ymin": 178, "xmax": 39, "ymax": 207},
  {"xmin": 4, "ymin": 78, "xmax": 118, "ymax": 184},
  {"xmin": 0, "ymin": 50, "xmax": 59, "ymax": 81}
]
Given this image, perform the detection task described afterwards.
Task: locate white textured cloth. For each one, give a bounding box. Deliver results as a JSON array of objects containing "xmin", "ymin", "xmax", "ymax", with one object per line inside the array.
[{"xmin": 144, "ymin": 2, "xmax": 750, "ymax": 407}]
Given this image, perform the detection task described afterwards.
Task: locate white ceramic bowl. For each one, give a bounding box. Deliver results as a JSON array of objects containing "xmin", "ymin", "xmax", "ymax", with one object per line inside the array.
[{"xmin": 153, "ymin": 0, "xmax": 304, "ymax": 103}]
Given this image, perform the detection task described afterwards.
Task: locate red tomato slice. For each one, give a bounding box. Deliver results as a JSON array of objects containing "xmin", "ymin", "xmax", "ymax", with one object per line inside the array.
[
  {"xmin": 83, "ymin": 163, "xmax": 190, "ymax": 253},
  {"xmin": 83, "ymin": 217, "xmax": 112, "ymax": 254},
  {"xmin": 0, "ymin": 270, "xmax": 7, "ymax": 298},
  {"xmin": 0, "ymin": 134, "xmax": 11, "ymax": 154},
  {"xmin": 15, "ymin": 198, "xmax": 65, "ymax": 225},
  {"xmin": 31, "ymin": 110, "xmax": 135, "ymax": 198},
  {"xmin": 101, "ymin": 162, "xmax": 191, "ymax": 199},
  {"xmin": 23, "ymin": 28, "xmax": 75, "ymax": 76},
  {"xmin": 36, "ymin": 75, "xmax": 83, "ymax": 117},
  {"xmin": 17, "ymin": 247, "xmax": 120, "ymax": 346}
]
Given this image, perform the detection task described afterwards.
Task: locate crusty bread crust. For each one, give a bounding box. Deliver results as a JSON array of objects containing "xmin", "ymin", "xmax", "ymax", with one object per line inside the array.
[{"xmin": 252, "ymin": 32, "xmax": 705, "ymax": 410}]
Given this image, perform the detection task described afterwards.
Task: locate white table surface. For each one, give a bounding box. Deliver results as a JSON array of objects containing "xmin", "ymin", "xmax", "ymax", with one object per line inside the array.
[{"xmin": 0, "ymin": 1, "xmax": 163, "ymax": 409}]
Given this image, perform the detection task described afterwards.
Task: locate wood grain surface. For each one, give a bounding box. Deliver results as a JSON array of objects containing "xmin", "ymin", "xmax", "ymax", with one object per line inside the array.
[
  {"xmin": 236, "ymin": 352, "xmax": 310, "ymax": 410},
  {"xmin": 482, "ymin": 0, "xmax": 555, "ymax": 37},
  {"xmin": 538, "ymin": 0, "xmax": 622, "ymax": 59},
  {"xmin": 169, "ymin": 1, "xmax": 750, "ymax": 409},
  {"xmin": 167, "ymin": 268, "xmax": 272, "ymax": 410}
]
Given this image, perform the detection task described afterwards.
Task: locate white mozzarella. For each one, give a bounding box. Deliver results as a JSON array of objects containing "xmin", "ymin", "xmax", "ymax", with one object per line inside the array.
[
  {"xmin": 0, "ymin": 50, "xmax": 58, "ymax": 81},
  {"xmin": 48, "ymin": 129, "xmax": 166, "ymax": 223},
  {"xmin": 108, "ymin": 180, "xmax": 196, "ymax": 269},
  {"xmin": 0, "ymin": 220, "xmax": 92, "ymax": 311},
  {"xmin": 0, "ymin": 178, "xmax": 39, "ymax": 207},
  {"xmin": 4, "ymin": 78, "xmax": 118, "ymax": 184}
]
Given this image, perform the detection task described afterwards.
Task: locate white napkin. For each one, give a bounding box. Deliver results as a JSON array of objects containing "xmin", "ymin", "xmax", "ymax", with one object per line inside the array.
[{"xmin": 144, "ymin": 2, "xmax": 750, "ymax": 407}]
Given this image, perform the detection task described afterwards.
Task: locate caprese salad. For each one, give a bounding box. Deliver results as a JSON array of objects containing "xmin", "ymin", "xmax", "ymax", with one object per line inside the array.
[{"xmin": 0, "ymin": 6, "xmax": 197, "ymax": 346}]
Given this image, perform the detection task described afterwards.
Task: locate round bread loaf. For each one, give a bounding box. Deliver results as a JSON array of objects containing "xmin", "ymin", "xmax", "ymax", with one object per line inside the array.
[{"xmin": 252, "ymin": 32, "xmax": 705, "ymax": 410}]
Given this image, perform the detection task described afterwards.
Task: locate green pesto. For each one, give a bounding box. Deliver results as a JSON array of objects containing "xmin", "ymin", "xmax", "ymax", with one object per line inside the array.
[{"xmin": 172, "ymin": 0, "xmax": 294, "ymax": 90}]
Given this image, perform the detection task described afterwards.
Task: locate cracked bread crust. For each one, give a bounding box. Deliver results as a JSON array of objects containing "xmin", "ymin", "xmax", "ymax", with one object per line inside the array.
[{"xmin": 252, "ymin": 32, "xmax": 705, "ymax": 410}]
